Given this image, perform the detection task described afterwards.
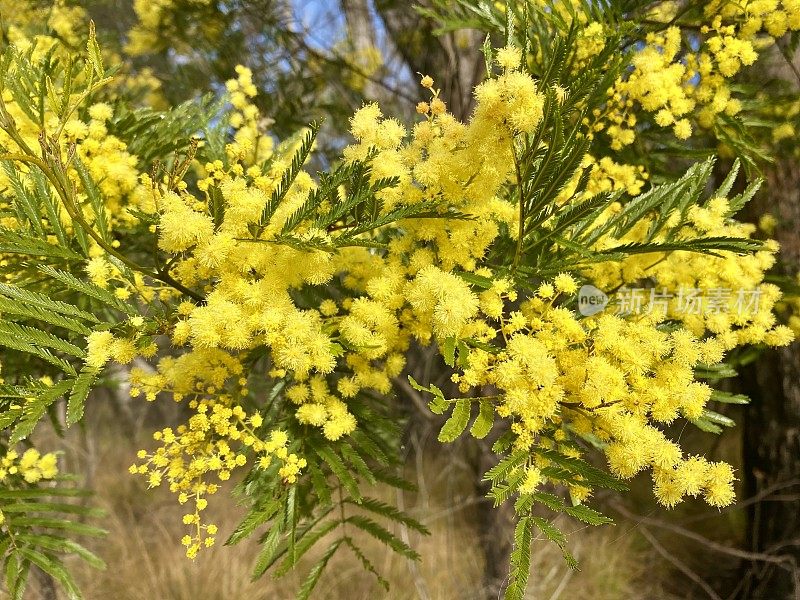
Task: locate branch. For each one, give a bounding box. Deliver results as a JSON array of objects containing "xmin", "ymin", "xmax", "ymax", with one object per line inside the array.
[
  {"xmin": 639, "ymin": 526, "xmax": 723, "ymax": 600},
  {"xmin": 612, "ymin": 501, "xmax": 796, "ymax": 568}
]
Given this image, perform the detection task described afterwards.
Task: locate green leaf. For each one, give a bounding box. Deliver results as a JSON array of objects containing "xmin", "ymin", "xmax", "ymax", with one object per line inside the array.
[
  {"xmin": 481, "ymin": 33, "xmax": 494, "ymax": 77},
  {"xmin": 347, "ymin": 497, "xmax": 429, "ymax": 535},
  {"xmin": 441, "ymin": 337, "xmax": 456, "ymax": 367},
  {"xmin": 86, "ymin": 20, "xmax": 104, "ymax": 76},
  {"xmin": 10, "ymin": 380, "xmax": 74, "ymax": 443},
  {"xmin": 295, "ymin": 539, "xmax": 342, "ymax": 600},
  {"xmin": 0, "ymin": 283, "xmax": 98, "ymax": 323},
  {"xmin": 715, "ymin": 158, "xmax": 741, "ymax": 198},
  {"xmin": 456, "ymin": 340, "xmax": 470, "ymax": 369},
  {"xmin": 39, "ymin": 265, "xmax": 135, "ymax": 315},
  {"xmin": 307, "ymin": 462, "xmax": 332, "ymax": 507},
  {"xmin": 484, "ymin": 451, "xmax": 528, "ymax": 484},
  {"xmin": 492, "ymin": 431, "xmax": 515, "ymax": 454},
  {"xmin": 710, "ymin": 390, "xmax": 750, "ymax": 405},
  {"xmin": 0, "ymin": 227, "xmax": 81, "ymax": 259},
  {"xmin": 340, "ymin": 443, "xmax": 376, "ymax": 485},
  {"xmin": 598, "ymin": 236, "xmax": 762, "ymax": 258},
  {"xmin": 0, "ymin": 330, "xmax": 76, "ymax": 375},
  {"xmin": 530, "ymin": 491, "xmax": 613, "ymax": 525},
  {"xmin": 408, "ymin": 376, "xmax": 448, "ymax": 414},
  {"xmin": 345, "ymin": 515, "xmax": 419, "ymax": 560},
  {"xmin": 437, "ymin": 398, "xmax": 471, "ymax": 443},
  {"xmin": 0, "ymin": 321, "xmax": 84, "ymax": 358},
  {"xmin": 372, "ymin": 468, "xmax": 416, "ymax": 492},
  {"xmin": 5, "ymin": 553, "xmax": 28, "ymax": 600},
  {"xmin": 14, "ymin": 534, "xmax": 105, "ymax": 569},
  {"xmin": 251, "ymin": 520, "xmax": 284, "ymax": 580},
  {"xmin": 0, "ymin": 296, "xmax": 91, "ymax": 335},
  {"xmin": 312, "ymin": 444, "xmax": 361, "ymax": 501},
  {"xmin": 275, "ymin": 520, "xmax": 339, "ymax": 576},
  {"xmin": 73, "ymin": 159, "xmax": 109, "ymax": 242},
  {"xmin": 18, "ymin": 548, "xmax": 82, "ymax": 600},
  {"xmin": 0, "ymin": 487, "xmax": 92, "ymax": 501},
  {"xmin": 343, "ymin": 538, "xmax": 390, "ymax": 591},
  {"xmin": 226, "ymin": 499, "xmax": 281, "ymax": 546},
  {"xmin": 563, "ymin": 504, "xmax": 613, "ymax": 526},
  {"xmin": 6, "ymin": 517, "xmax": 106, "ymax": 537},
  {"xmin": 349, "ymin": 429, "xmax": 390, "ymax": 465},
  {"xmin": 690, "ymin": 416, "xmax": 723, "ymax": 434},
  {"xmin": 504, "ymin": 516, "xmax": 533, "ymax": 600},
  {"xmin": 533, "ymin": 448, "xmax": 627, "ymax": 491},
  {"xmin": 1, "ymin": 163, "xmax": 44, "ymax": 236},
  {"xmin": 488, "ymin": 468, "xmax": 526, "ymax": 507},
  {"xmin": 67, "ymin": 367, "xmax": 99, "ymax": 425},
  {"xmin": 470, "ymin": 399, "xmax": 494, "ymax": 439},
  {"xmin": 531, "ymin": 516, "xmax": 577, "ymax": 569},
  {"xmin": 700, "ymin": 408, "xmax": 736, "ymax": 428},
  {"xmin": 257, "ymin": 123, "xmax": 320, "ymax": 230},
  {"xmin": 454, "ymin": 271, "xmax": 494, "ymax": 289},
  {"xmin": 1, "ymin": 502, "xmax": 104, "ymax": 518}
]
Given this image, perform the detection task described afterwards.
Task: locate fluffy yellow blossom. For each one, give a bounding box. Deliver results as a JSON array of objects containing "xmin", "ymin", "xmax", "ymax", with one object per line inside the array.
[{"xmin": 1, "ymin": 448, "xmax": 59, "ymax": 485}]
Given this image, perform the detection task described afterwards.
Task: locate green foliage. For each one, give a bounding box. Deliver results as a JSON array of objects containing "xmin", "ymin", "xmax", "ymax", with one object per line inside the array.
[
  {"xmin": 231, "ymin": 435, "xmax": 425, "ymax": 597},
  {"xmin": 0, "ymin": 482, "xmax": 105, "ymax": 600},
  {"xmin": 504, "ymin": 516, "xmax": 533, "ymax": 600},
  {"xmin": 243, "ymin": 135, "xmax": 460, "ymax": 253}
]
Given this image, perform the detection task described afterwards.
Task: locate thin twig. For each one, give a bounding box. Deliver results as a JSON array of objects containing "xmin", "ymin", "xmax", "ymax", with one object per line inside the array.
[
  {"xmin": 393, "ymin": 376, "xmax": 436, "ymax": 420},
  {"xmin": 612, "ymin": 502, "xmax": 795, "ymax": 567},
  {"xmin": 639, "ymin": 526, "xmax": 723, "ymax": 600}
]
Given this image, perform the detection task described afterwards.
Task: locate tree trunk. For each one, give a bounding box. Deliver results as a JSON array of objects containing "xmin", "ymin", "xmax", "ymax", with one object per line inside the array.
[
  {"xmin": 340, "ymin": 0, "xmax": 383, "ymax": 101},
  {"xmin": 733, "ymin": 45, "xmax": 800, "ymax": 598},
  {"xmin": 374, "ymin": 0, "xmax": 485, "ymax": 120},
  {"xmin": 475, "ymin": 439, "xmax": 516, "ymax": 598},
  {"xmin": 739, "ymin": 155, "xmax": 800, "ymax": 599}
]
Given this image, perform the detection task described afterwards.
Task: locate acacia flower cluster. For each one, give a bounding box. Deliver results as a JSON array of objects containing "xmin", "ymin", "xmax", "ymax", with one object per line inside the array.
[{"xmin": 95, "ymin": 58, "xmax": 791, "ymax": 547}]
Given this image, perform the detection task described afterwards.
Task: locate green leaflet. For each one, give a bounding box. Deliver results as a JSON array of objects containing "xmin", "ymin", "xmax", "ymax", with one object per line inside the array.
[
  {"xmin": 0, "ymin": 296, "xmax": 92, "ymax": 335},
  {"xmin": 38, "ymin": 265, "xmax": 136, "ymax": 315},
  {"xmin": 10, "ymin": 380, "xmax": 73, "ymax": 443},
  {"xmin": 504, "ymin": 516, "xmax": 533, "ymax": 600},
  {"xmin": 470, "ymin": 399, "xmax": 495, "ymax": 439},
  {"xmin": 0, "ymin": 283, "xmax": 99, "ymax": 323},
  {"xmin": 0, "ymin": 482, "xmax": 105, "ymax": 600},
  {"xmin": 345, "ymin": 515, "xmax": 419, "ymax": 560},
  {"xmin": 437, "ymin": 398, "xmax": 471, "ymax": 442},
  {"xmin": 67, "ymin": 367, "xmax": 100, "ymax": 425},
  {"xmin": 532, "ymin": 516, "xmax": 577, "ymax": 569},
  {"xmin": 311, "ymin": 442, "xmax": 361, "ymax": 501},
  {"xmin": 295, "ymin": 540, "xmax": 342, "ymax": 600}
]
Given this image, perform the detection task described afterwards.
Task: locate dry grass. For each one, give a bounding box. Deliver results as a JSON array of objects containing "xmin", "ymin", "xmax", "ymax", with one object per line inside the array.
[{"xmin": 19, "ymin": 404, "xmax": 695, "ymax": 600}]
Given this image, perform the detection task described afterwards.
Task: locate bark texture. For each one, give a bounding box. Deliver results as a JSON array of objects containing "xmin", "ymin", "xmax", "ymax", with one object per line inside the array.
[
  {"xmin": 739, "ymin": 155, "xmax": 800, "ymax": 599},
  {"xmin": 731, "ymin": 47, "xmax": 800, "ymax": 597},
  {"xmin": 374, "ymin": 0, "xmax": 485, "ymax": 120}
]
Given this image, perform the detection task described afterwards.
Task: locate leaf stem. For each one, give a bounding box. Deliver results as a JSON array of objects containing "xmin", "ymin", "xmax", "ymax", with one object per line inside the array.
[{"xmin": 512, "ymin": 140, "xmax": 526, "ymax": 271}]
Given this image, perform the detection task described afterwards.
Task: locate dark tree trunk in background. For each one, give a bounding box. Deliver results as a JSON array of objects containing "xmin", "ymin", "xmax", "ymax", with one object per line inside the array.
[
  {"xmin": 737, "ymin": 49, "xmax": 800, "ymax": 599},
  {"xmin": 739, "ymin": 155, "xmax": 800, "ymax": 599},
  {"xmin": 475, "ymin": 439, "xmax": 516, "ymax": 597}
]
